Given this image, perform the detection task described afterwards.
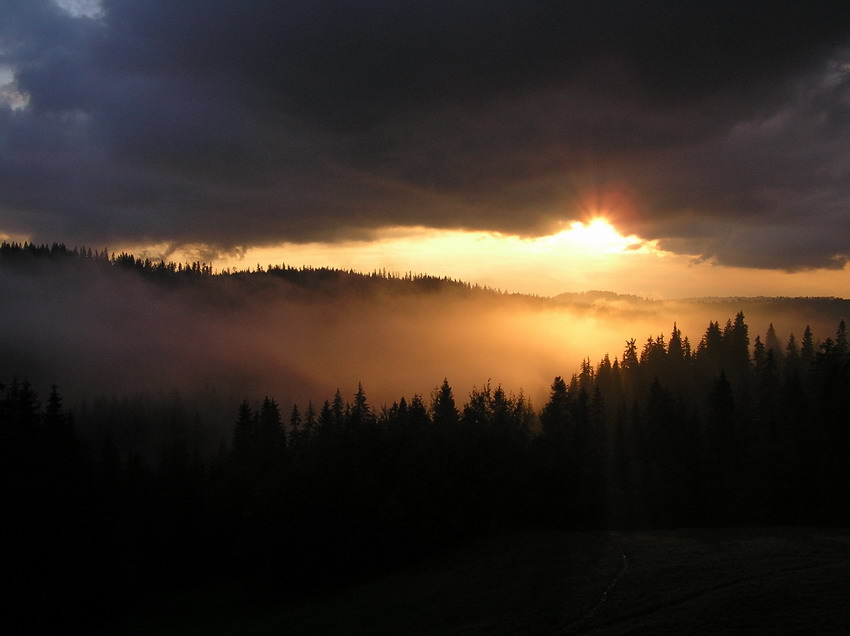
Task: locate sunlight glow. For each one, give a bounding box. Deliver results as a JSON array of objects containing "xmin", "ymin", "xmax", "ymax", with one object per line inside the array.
[
  {"xmin": 533, "ymin": 218, "xmax": 648, "ymax": 254},
  {"xmin": 120, "ymin": 221, "xmax": 670, "ymax": 296},
  {"xmin": 111, "ymin": 219, "xmax": 850, "ymax": 300}
]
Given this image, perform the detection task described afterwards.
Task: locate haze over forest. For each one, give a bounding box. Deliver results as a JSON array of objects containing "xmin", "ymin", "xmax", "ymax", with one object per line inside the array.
[
  {"xmin": 2, "ymin": 242, "xmax": 848, "ymax": 415},
  {"xmin": 3, "ymin": 2, "xmax": 850, "ymax": 633},
  {"xmin": 4, "ymin": 242, "xmax": 850, "ymax": 633}
]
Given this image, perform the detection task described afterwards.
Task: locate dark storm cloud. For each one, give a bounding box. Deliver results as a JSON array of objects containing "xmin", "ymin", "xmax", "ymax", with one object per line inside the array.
[{"xmin": 1, "ymin": 0, "xmax": 849, "ymax": 268}]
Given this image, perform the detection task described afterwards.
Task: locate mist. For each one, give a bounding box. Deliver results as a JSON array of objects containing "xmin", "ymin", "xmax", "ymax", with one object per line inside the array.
[
  {"xmin": 1, "ymin": 259, "xmax": 603, "ymax": 409},
  {"xmin": 2, "ymin": 256, "xmax": 846, "ymax": 419},
  {"xmin": 4, "ymin": 248, "xmax": 850, "ymax": 634}
]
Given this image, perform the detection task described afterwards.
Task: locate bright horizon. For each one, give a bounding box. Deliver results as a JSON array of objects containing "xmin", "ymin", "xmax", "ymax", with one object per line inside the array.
[
  {"xmin": 3, "ymin": 2, "xmax": 850, "ymax": 301},
  {"xmin": 4, "ymin": 5, "xmax": 850, "ymax": 628},
  {"xmin": 111, "ymin": 219, "xmax": 850, "ymax": 300}
]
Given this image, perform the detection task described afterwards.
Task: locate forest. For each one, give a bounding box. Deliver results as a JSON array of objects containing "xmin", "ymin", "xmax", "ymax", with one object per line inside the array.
[{"xmin": 2, "ymin": 242, "xmax": 849, "ymax": 633}]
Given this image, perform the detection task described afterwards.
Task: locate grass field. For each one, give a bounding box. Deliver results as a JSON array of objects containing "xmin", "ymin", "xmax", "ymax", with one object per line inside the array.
[{"xmin": 107, "ymin": 527, "xmax": 850, "ymax": 635}]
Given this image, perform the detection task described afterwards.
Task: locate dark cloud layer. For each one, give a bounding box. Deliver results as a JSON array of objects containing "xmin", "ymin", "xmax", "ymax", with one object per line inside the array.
[{"xmin": 1, "ymin": 0, "xmax": 850, "ymax": 269}]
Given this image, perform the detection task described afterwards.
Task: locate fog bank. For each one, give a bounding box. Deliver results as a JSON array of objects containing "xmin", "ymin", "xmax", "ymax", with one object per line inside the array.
[{"xmin": 1, "ymin": 261, "xmax": 846, "ymax": 416}]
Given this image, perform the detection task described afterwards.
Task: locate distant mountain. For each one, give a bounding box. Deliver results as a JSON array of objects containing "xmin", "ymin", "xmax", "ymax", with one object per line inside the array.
[{"xmin": 553, "ymin": 290, "xmax": 653, "ymax": 304}]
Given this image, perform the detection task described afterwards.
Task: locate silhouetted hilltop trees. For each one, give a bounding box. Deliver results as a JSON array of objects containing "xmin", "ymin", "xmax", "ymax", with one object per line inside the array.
[
  {"xmin": 3, "ymin": 249, "xmax": 850, "ymax": 633},
  {"xmin": 0, "ymin": 240, "xmax": 511, "ymax": 300},
  {"xmin": 4, "ymin": 241, "xmax": 848, "ymax": 326},
  {"xmin": 532, "ymin": 313, "xmax": 850, "ymax": 528}
]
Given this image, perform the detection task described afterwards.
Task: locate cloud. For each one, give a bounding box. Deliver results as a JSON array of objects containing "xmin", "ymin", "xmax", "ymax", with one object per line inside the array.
[{"xmin": 1, "ymin": 0, "xmax": 849, "ymax": 269}]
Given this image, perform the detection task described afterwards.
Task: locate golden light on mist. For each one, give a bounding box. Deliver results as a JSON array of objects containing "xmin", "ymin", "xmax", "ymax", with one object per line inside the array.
[
  {"xmin": 191, "ymin": 220, "xmax": 662, "ymax": 296},
  {"xmin": 112, "ymin": 217, "xmax": 850, "ymax": 300}
]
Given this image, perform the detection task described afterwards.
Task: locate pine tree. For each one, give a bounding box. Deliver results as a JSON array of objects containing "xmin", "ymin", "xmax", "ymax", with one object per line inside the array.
[
  {"xmin": 729, "ymin": 311, "xmax": 751, "ymax": 379},
  {"xmin": 784, "ymin": 333, "xmax": 801, "ymax": 378},
  {"xmin": 258, "ymin": 396, "xmax": 285, "ymax": 455},
  {"xmin": 289, "ymin": 403, "xmax": 302, "ymax": 450},
  {"xmin": 622, "ymin": 339, "xmax": 639, "ymax": 370},
  {"xmin": 801, "ymin": 325, "xmax": 815, "ymax": 375},
  {"xmin": 431, "ymin": 379, "xmax": 458, "ymax": 427},
  {"xmin": 753, "ymin": 335, "xmax": 766, "ymax": 370},
  {"xmin": 578, "ymin": 357, "xmax": 595, "ymax": 393},
  {"xmin": 540, "ymin": 376, "xmax": 570, "ymax": 436},
  {"xmin": 331, "ymin": 389, "xmax": 345, "ymax": 429},
  {"xmin": 596, "ymin": 353, "xmax": 619, "ymax": 401},
  {"xmin": 697, "ymin": 321, "xmax": 724, "ymax": 380},
  {"xmin": 491, "ymin": 385, "xmax": 512, "ymax": 429},
  {"xmin": 668, "ymin": 323, "xmax": 684, "ymax": 363},
  {"xmin": 232, "ymin": 400, "xmax": 254, "ymax": 461},
  {"xmin": 349, "ymin": 383, "xmax": 374, "ymax": 429},
  {"xmin": 463, "ymin": 382, "xmax": 493, "ymax": 428},
  {"xmin": 303, "ymin": 401, "xmax": 316, "ymax": 440},
  {"xmin": 836, "ymin": 319, "xmax": 848, "ymax": 355},
  {"xmin": 765, "ymin": 323, "xmax": 783, "ymax": 370},
  {"xmin": 621, "ymin": 338, "xmax": 641, "ymax": 400},
  {"xmin": 318, "ymin": 400, "xmax": 333, "ymax": 433},
  {"xmin": 408, "ymin": 394, "xmax": 429, "ymax": 428}
]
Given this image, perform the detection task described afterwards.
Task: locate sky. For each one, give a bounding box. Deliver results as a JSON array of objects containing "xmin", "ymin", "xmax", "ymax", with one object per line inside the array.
[{"xmin": 2, "ymin": 0, "xmax": 850, "ymax": 298}]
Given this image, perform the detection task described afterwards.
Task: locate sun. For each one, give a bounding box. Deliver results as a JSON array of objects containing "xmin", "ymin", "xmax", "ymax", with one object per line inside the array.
[
  {"xmin": 570, "ymin": 218, "xmax": 631, "ymax": 252},
  {"xmin": 536, "ymin": 218, "xmax": 643, "ymax": 255}
]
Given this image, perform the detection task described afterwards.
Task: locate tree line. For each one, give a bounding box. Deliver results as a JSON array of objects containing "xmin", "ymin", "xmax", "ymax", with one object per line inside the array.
[
  {"xmin": 2, "ymin": 243, "xmax": 850, "ymax": 631},
  {"xmin": 0, "ymin": 240, "xmax": 505, "ymax": 297},
  {"xmin": 2, "ymin": 313, "xmax": 849, "ymax": 632}
]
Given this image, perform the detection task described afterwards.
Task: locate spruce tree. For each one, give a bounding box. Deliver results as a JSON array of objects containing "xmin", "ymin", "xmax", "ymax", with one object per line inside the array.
[{"xmin": 431, "ymin": 379, "xmax": 458, "ymax": 427}]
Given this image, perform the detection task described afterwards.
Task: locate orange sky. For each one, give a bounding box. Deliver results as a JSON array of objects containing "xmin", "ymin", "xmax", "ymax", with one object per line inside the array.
[
  {"xmin": 132, "ymin": 219, "xmax": 850, "ymax": 300},
  {"xmin": 3, "ymin": 3, "xmax": 850, "ymax": 284}
]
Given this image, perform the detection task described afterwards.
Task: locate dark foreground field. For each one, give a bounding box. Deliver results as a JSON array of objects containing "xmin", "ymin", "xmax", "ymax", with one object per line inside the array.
[{"xmin": 106, "ymin": 527, "xmax": 850, "ymax": 635}]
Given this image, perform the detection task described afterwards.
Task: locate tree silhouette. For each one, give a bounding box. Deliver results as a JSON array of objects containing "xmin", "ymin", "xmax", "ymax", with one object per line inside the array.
[
  {"xmin": 431, "ymin": 378, "xmax": 459, "ymax": 427},
  {"xmin": 3, "ymin": 306, "xmax": 850, "ymax": 632}
]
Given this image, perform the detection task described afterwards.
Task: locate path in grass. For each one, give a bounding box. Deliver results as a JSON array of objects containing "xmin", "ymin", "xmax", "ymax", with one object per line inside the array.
[
  {"xmin": 560, "ymin": 553, "xmax": 628, "ymax": 634},
  {"xmin": 106, "ymin": 527, "xmax": 850, "ymax": 635},
  {"xmin": 574, "ymin": 528, "xmax": 850, "ymax": 635}
]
